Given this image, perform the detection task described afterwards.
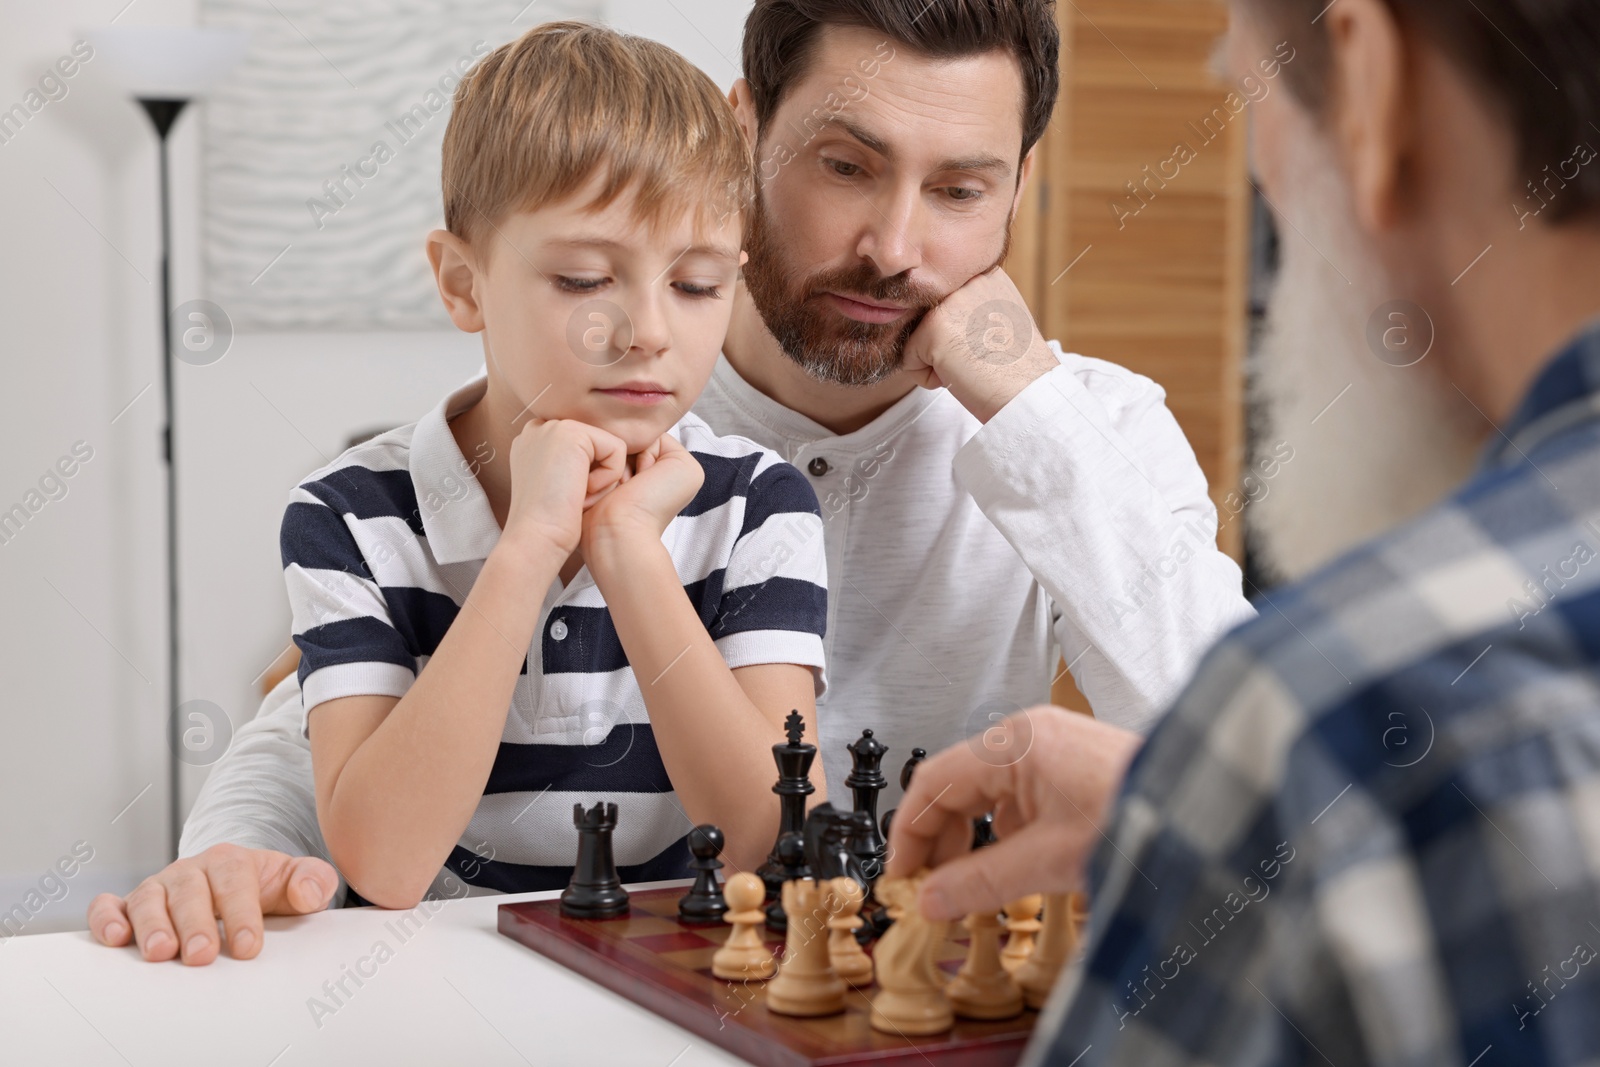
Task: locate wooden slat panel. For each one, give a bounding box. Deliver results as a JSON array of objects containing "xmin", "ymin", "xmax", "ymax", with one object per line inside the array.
[{"xmin": 1037, "ymin": 0, "xmax": 1250, "ymax": 713}]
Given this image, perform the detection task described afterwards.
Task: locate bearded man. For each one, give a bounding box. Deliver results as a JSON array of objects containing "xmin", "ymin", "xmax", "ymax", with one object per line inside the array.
[{"xmin": 891, "ymin": 0, "xmax": 1600, "ymax": 1063}]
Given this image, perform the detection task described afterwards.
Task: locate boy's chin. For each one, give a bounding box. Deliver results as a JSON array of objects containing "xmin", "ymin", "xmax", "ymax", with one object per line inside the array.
[{"xmin": 589, "ymin": 413, "xmax": 678, "ymax": 455}]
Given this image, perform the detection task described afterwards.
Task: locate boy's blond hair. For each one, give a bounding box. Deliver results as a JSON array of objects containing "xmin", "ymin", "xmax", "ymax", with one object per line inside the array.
[{"xmin": 442, "ymin": 21, "xmax": 753, "ymax": 249}]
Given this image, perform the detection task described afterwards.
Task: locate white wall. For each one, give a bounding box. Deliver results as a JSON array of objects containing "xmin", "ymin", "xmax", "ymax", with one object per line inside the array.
[{"xmin": 0, "ymin": 0, "xmax": 752, "ymax": 934}]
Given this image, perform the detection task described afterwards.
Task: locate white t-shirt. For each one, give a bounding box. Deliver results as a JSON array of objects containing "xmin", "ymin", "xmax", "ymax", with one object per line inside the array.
[{"xmin": 181, "ymin": 345, "xmax": 1255, "ymax": 881}]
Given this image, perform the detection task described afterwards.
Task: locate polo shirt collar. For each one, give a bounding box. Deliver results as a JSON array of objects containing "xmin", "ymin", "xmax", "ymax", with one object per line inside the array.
[
  {"xmin": 708, "ymin": 352, "xmax": 945, "ymax": 454},
  {"xmin": 1483, "ymin": 318, "xmax": 1600, "ymax": 468},
  {"xmin": 409, "ymin": 375, "xmax": 503, "ymax": 565}
]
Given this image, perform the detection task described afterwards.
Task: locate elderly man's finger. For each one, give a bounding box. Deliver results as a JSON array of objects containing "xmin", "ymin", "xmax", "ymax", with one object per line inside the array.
[
  {"xmin": 917, "ymin": 822, "xmax": 1079, "ymax": 922},
  {"xmin": 86, "ymin": 893, "xmax": 133, "ymax": 947},
  {"xmin": 204, "ymin": 848, "xmax": 266, "ymax": 960},
  {"xmin": 162, "ymin": 863, "xmax": 223, "ymax": 966},
  {"xmin": 886, "ymin": 737, "xmax": 1018, "ymax": 879},
  {"xmin": 123, "ymin": 880, "xmax": 180, "ymax": 962}
]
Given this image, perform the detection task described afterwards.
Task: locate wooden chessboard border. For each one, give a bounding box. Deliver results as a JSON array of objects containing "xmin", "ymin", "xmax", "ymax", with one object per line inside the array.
[{"xmin": 498, "ymin": 887, "xmax": 1038, "ymax": 1067}]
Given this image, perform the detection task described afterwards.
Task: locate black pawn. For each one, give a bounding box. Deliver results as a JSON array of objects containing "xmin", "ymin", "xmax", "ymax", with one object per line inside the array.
[
  {"xmin": 845, "ymin": 729, "xmax": 890, "ymax": 880},
  {"xmin": 561, "ymin": 801, "xmax": 630, "ymax": 919},
  {"xmin": 972, "ymin": 811, "xmax": 998, "ymax": 850},
  {"xmin": 678, "ymin": 825, "xmax": 728, "ymax": 925},
  {"xmin": 764, "ymin": 831, "xmax": 807, "ymax": 933},
  {"xmin": 866, "ymin": 748, "xmax": 928, "ymax": 943},
  {"xmin": 901, "ymin": 747, "xmax": 928, "ymax": 791},
  {"xmin": 876, "ymin": 747, "xmax": 928, "ymax": 849}
]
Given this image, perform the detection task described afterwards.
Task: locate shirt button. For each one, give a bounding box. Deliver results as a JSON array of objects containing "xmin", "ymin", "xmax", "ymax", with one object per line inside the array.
[
  {"xmin": 807, "ymin": 457, "xmax": 830, "ymax": 477},
  {"xmin": 550, "ymin": 619, "xmax": 568, "ymax": 641}
]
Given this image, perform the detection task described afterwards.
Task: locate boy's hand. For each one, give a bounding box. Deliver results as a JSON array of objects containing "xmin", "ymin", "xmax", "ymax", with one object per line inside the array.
[
  {"xmin": 503, "ymin": 419, "xmax": 630, "ymax": 556},
  {"xmin": 581, "ymin": 432, "xmax": 704, "ymax": 552}
]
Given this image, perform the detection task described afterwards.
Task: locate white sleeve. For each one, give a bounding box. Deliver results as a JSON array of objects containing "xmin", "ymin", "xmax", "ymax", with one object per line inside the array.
[
  {"xmin": 952, "ymin": 344, "xmax": 1257, "ymax": 734},
  {"xmin": 179, "ymin": 674, "xmax": 347, "ymax": 904}
]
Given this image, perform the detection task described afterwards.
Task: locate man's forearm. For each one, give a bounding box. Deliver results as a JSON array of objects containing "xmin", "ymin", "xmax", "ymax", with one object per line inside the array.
[
  {"xmin": 180, "ymin": 676, "xmax": 344, "ymax": 899},
  {"xmin": 954, "ymin": 359, "xmax": 1255, "ymax": 731}
]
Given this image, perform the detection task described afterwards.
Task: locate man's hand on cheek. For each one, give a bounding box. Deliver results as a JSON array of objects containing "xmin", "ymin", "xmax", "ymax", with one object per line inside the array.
[{"xmin": 901, "ymin": 267, "xmax": 1059, "ymax": 424}]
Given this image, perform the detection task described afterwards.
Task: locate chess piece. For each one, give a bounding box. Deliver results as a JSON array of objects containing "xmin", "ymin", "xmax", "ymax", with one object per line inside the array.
[
  {"xmin": 678, "ymin": 824, "xmax": 728, "ymax": 925},
  {"xmin": 824, "ymin": 877, "xmax": 873, "ymax": 987},
  {"xmin": 765, "ymin": 876, "xmax": 846, "ymax": 1016},
  {"xmin": 765, "ymin": 831, "xmax": 807, "ymax": 932},
  {"xmin": 1001, "ymin": 894, "xmax": 1042, "ymax": 975},
  {"xmin": 946, "ymin": 909, "xmax": 1024, "ymax": 1019},
  {"xmin": 971, "ymin": 812, "xmax": 998, "ymax": 850},
  {"xmin": 802, "ymin": 803, "xmax": 869, "ymax": 893},
  {"xmin": 560, "ymin": 801, "xmax": 630, "ymax": 919},
  {"xmin": 756, "ymin": 711, "xmax": 816, "ymax": 900},
  {"xmin": 712, "ymin": 872, "xmax": 776, "ymax": 981},
  {"xmin": 1014, "ymin": 892, "xmax": 1076, "ymax": 1009},
  {"xmin": 845, "ymin": 729, "xmax": 889, "ymax": 879},
  {"xmin": 874, "ymin": 747, "xmax": 928, "ymax": 867},
  {"xmin": 869, "ymin": 871, "xmax": 953, "ymax": 1035}
]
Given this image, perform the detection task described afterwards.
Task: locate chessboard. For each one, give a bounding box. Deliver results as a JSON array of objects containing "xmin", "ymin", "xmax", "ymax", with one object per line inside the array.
[{"xmin": 498, "ymin": 886, "xmax": 1039, "ymax": 1067}]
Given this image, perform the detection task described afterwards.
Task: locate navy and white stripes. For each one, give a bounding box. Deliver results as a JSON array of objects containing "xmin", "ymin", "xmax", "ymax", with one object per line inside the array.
[{"xmin": 280, "ymin": 378, "xmax": 827, "ymax": 895}]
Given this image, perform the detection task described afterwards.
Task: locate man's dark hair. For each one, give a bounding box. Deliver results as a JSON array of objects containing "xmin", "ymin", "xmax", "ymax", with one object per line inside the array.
[
  {"xmin": 1252, "ymin": 0, "xmax": 1600, "ymax": 222},
  {"xmin": 742, "ymin": 0, "xmax": 1060, "ymax": 161}
]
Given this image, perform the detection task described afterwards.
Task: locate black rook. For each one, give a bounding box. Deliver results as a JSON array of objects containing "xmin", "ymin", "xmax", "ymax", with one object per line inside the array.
[{"xmin": 561, "ymin": 801, "xmax": 630, "ymax": 919}]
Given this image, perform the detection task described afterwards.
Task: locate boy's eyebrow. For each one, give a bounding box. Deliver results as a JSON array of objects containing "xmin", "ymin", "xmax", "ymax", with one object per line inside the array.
[
  {"xmin": 826, "ymin": 115, "xmax": 1013, "ymax": 177},
  {"xmin": 544, "ymin": 237, "xmax": 739, "ymax": 261}
]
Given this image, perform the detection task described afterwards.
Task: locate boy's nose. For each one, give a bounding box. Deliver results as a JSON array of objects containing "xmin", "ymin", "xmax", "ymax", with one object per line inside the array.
[{"xmin": 625, "ymin": 293, "xmax": 671, "ymax": 357}]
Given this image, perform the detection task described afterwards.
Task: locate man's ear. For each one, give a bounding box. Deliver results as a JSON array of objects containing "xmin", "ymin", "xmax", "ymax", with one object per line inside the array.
[
  {"xmin": 728, "ymin": 78, "xmax": 760, "ymax": 149},
  {"xmin": 426, "ymin": 228, "xmax": 487, "ymax": 333},
  {"xmin": 1324, "ymin": 0, "xmax": 1410, "ymax": 231},
  {"xmin": 1012, "ymin": 146, "xmax": 1038, "ymax": 216}
]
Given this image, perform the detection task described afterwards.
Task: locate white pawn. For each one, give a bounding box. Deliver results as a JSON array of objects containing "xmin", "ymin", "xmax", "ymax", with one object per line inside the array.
[
  {"xmin": 712, "ymin": 872, "xmax": 775, "ymax": 981},
  {"xmin": 825, "ymin": 878, "xmax": 873, "ymax": 988},
  {"xmin": 946, "ymin": 909, "xmax": 1024, "ymax": 1019},
  {"xmin": 1001, "ymin": 894, "xmax": 1043, "ymax": 975},
  {"xmin": 1015, "ymin": 892, "xmax": 1076, "ymax": 1009}
]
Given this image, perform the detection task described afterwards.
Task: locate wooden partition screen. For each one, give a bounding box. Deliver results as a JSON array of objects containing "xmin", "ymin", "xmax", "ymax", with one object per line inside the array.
[{"xmin": 1004, "ymin": 0, "xmax": 1251, "ymax": 712}]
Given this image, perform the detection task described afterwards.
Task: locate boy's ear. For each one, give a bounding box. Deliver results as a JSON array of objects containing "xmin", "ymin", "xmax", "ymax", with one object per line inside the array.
[
  {"xmin": 728, "ymin": 78, "xmax": 759, "ymax": 148},
  {"xmin": 426, "ymin": 228, "xmax": 487, "ymax": 333}
]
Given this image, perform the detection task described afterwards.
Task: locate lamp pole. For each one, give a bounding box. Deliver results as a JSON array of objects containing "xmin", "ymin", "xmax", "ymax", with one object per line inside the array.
[{"xmin": 138, "ymin": 96, "xmax": 190, "ymax": 861}]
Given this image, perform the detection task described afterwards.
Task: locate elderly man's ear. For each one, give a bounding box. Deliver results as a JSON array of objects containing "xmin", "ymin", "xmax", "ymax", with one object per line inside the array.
[{"xmin": 1321, "ymin": 0, "xmax": 1411, "ymax": 232}]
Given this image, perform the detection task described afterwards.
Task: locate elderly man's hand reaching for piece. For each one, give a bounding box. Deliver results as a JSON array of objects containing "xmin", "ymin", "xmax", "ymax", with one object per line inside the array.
[
  {"xmin": 87, "ymin": 845, "xmax": 338, "ymax": 965},
  {"xmin": 884, "ymin": 707, "xmax": 1142, "ymax": 923}
]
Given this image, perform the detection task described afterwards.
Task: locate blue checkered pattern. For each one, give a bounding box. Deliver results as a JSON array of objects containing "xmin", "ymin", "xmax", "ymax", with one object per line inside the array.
[{"xmin": 1028, "ymin": 321, "xmax": 1600, "ymax": 1067}]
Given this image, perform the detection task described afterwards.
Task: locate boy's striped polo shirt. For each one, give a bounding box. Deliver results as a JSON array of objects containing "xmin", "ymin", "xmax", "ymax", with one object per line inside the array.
[{"xmin": 279, "ymin": 377, "xmax": 828, "ymax": 897}]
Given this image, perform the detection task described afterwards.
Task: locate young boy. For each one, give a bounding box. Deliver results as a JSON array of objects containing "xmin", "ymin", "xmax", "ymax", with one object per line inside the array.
[{"xmin": 282, "ymin": 22, "xmax": 828, "ymax": 909}]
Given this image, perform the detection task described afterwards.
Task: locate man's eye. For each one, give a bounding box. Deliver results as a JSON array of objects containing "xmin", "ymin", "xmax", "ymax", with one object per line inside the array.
[
  {"xmin": 946, "ymin": 187, "xmax": 983, "ymax": 203},
  {"xmin": 555, "ymin": 276, "xmax": 606, "ymax": 293},
  {"xmin": 827, "ymin": 159, "xmax": 862, "ymax": 178}
]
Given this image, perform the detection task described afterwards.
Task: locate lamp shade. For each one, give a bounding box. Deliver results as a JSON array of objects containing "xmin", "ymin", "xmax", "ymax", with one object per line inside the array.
[{"xmin": 83, "ymin": 25, "xmax": 250, "ymax": 99}]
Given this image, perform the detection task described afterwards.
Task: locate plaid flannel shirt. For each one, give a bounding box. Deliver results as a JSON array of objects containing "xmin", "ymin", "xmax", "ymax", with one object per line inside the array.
[{"xmin": 1027, "ymin": 320, "xmax": 1600, "ymax": 1067}]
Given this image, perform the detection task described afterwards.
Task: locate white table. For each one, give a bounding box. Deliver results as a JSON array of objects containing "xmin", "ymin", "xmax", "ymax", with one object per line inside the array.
[{"xmin": 0, "ymin": 881, "xmax": 750, "ymax": 1067}]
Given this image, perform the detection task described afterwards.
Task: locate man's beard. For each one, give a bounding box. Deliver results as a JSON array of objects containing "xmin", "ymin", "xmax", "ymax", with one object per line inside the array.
[
  {"xmin": 1249, "ymin": 133, "xmax": 1482, "ymax": 583},
  {"xmin": 741, "ymin": 187, "xmax": 1006, "ymax": 387}
]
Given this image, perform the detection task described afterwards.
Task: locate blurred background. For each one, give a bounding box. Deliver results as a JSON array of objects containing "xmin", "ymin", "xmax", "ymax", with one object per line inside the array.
[{"xmin": 0, "ymin": 0, "xmax": 1266, "ymax": 933}]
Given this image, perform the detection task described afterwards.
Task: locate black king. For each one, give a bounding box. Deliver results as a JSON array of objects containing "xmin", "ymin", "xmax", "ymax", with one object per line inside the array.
[{"xmin": 756, "ymin": 709, "xmax": 816, "ymax": 899}]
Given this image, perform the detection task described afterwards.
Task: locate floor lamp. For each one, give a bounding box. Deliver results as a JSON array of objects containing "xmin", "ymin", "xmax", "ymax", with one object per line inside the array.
[{"xmin": 85, "ymin": 25, "xmax": 249, "ymax": 858}]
